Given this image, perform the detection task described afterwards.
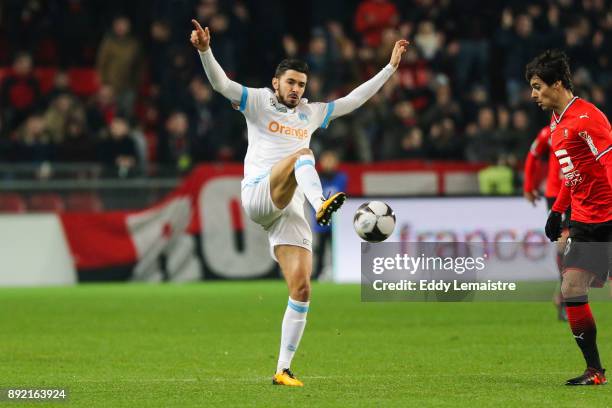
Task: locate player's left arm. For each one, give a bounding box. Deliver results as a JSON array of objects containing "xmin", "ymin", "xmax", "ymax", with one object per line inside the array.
[
  {"xmin": 600, "ymin": 149, "xmax": 612, "ymax": 188},
  {"xmin": 580, "ymin": 114, "xmax": 612, "ymax": 187},
  {"xmin": 320, "ymin": 40, "xmax": 408, "ymax": 127}
]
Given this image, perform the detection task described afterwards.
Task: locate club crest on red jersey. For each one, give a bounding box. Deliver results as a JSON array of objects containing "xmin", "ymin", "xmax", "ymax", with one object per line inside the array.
[
  {"xmin": 550, "ymin": 122, "xmax": 557, "ymax": 132},
  {"xmin": 578, "ymin": 131, "xmax": 599, "ymax": 155}
]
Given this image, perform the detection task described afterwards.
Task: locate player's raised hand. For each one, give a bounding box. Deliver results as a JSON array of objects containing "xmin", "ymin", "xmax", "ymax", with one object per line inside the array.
[
  {"xmin": 389, "ymin": 39, "xmax": 409, "ymax": 69},
  {"xmin": 190, "ymin": 19, "xmax": 210, "ymax": 52}
]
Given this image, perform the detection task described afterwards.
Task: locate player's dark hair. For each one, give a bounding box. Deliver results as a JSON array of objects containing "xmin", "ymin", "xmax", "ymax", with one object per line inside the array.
[
  {"xmin": 525, "ymin": 49, "xmax": 574, "ymax": 92},
  {"xmin": 274, "ymin": 59, "xmax": 309, "ymax": 78}
]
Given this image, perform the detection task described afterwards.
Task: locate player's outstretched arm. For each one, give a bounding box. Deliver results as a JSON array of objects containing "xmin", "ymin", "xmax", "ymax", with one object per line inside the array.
[
  {"xmin": 190, "ymin": 19, "xmax": 242, "ymax": 102},
  {"xmin": 330, "ymin": 40, "xmax": 408, "ymax": 119},
  {"xmin": 523, "ymin": 151, "xmax": 541, "ymax": 206}
]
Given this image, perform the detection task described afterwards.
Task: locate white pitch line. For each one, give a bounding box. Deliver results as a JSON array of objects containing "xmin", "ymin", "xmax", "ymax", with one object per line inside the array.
[
  {"xmin": 68, "ymin": 372, "xmax": 575, "ymax": 384},
  {"xmin": 75, "ymin": 378, "xmax": 199, "ymax": 383}
]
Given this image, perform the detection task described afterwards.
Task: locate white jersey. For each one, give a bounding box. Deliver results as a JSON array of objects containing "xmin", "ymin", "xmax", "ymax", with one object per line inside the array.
[
  {"xmin": 238, "ymin": 87, "xmax": 333, "ymax": 186},
  {"xmin": 197, "ymin": 48, "xmax": 395, "ymax": 187}
]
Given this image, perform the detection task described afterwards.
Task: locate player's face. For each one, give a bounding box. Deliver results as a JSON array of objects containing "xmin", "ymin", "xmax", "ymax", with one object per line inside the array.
[
  {"xmin": 273, "ymin": 70, "xmax": 307, "ymax": 108},
  {"xmin": 529, "ymin": 76, "xmax": 557, "ymax": 111}
]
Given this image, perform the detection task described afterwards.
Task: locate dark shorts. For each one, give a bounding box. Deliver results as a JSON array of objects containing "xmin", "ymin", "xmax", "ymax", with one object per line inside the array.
[
  {"xmin": 563, "ymin": 220, "xmax": 612, "ymax": 287},
  {"xmin": 546, "ymin": 196, "xmax": 571, "ymax": 229}
]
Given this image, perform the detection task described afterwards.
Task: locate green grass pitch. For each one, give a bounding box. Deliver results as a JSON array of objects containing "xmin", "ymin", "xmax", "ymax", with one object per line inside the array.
[{"xmin": 0, "ymin": 282, "xmax": 610, "ymax": 407}]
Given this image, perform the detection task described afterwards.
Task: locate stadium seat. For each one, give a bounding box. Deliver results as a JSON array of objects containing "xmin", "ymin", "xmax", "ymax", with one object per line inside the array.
[
  {"xmin": 34, "ymin": 67, "xmax": 58, "ymax": 94},
  {"xmin": 68, "ymin": 68, "xmax": 100, "ymax": 96},
  {"xmin": 0, "ymin": 193, "xmax": 27, "ymax": 213},
  {"xmin": 28, "ymin": 193, "xmax": 66, "ymax": 212},
  {"xmin": 66, "ymin": 192, "xmax": 103, "ymax": 212},
  {"xmin": 0, "ymin": 67, "xmax": 9, "ymax": 86},
  {"xmin": 35, "ymin": 38, "xmax": 59, "ymax": 65}
]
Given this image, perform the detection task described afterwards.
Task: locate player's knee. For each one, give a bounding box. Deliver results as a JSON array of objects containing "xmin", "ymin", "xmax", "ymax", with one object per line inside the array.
[
  {"xmin": 291, "ymin": 278, "xmax": 311, "ymax": 302},
  {"xmin": 561, "ymin": 277, "xmax": 588, "ymax": 299},
  {"xmin": 294, "ymin": 148, "xmax": 313, "ymax": 158}
]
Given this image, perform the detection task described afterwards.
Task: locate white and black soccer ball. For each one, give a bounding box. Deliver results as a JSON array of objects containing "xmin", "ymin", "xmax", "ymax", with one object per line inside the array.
[{"xmin": 353, "ymin": 201, "xmax": 396, "ymax": 242}]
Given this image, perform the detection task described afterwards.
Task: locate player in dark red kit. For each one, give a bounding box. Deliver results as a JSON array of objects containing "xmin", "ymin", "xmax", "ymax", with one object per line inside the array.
[
  {"xmin": 526, "ymin": 49, "xmax": 612, "ymax": 386},
  {"xmin": 524, "ymin": 126, "xmax": 563, "ymax": 207},
  {"xmin": 523, "ymin": 125, "xmax": 569, "ymax": 321}
]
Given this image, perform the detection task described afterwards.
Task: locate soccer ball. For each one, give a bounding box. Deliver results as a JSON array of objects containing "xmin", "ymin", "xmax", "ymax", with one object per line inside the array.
[{"xmin": 353, "ymin": 201, "xmax": 396, "ymax": 242}]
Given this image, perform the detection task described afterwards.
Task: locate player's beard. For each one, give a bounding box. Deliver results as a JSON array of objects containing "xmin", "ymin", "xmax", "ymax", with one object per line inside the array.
[{"xmin": 277, "ymin": 91, "xmax": 299, "ymax": 108}]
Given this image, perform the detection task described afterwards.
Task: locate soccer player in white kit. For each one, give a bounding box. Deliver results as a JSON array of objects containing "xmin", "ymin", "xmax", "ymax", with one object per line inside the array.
[{"xmin": 190, "ymin": 19, "xmax": 408, "ymax": 386}]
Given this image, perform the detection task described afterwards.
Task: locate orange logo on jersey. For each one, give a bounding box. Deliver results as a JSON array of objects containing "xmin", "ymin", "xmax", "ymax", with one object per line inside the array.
[{"xmin": 268, "ymin": 121, "xmax": 309, "ymax": 140}]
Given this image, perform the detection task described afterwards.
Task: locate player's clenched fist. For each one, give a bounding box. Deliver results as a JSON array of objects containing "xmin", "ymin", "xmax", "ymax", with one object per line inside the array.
[
  {"xmin": 389, "ymin": 39, "xmax": 409, "ymax": 69},
  {"xmin": 190, "ymin": 19, "xmax": 210, "ymax": 52}
]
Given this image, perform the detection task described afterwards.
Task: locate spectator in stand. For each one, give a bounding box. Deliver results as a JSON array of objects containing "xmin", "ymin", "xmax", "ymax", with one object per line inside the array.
[
  {"xmin": 86, "ymin": 84, "xmax": 117, "ymax": 135},
  {"xmin": 414, "ymin": 20, "xmax": 443, "ymax": 61},
  {"xmin": 43, "ymin": 70, "xmax": 71, "ymax": 106},
  {"xmin": 158, "ymin": 111, "xmax": 192, "ymax": 172},
  {"xmin": 395, "ymin": 46, "xmax": 432, "ymax": 111},
  {"xmin": 354, "ymin": 0, "xmax": 399, "ymax": 47},
  {"xmin": 44, "ymin": 93, "xmax": 83, "ymax": 143},
  {"xmin": 310, "ymin": 150, "xmax": 347, "ymax": 278},
  {"xmin": 590, "ymin": 85, "xmax": 610, "ymax": 117},
  {"xmin": 375, "ymin": 27, "xmax": 400, "ymax": 67},
  {"xmin": 13, "ymin": 114, "xmax": 55, "ymax": 163},
  {"xmin": 197, "ymin": 11, "xmax": 236, "ymax": 77},
  {"xmin": 491, "ymin": 105, "xmax": 513, "ymax": 157},
  {"xmin": 281, "ymin": 35, "xmax": 299, "ymax": 59},
  {"xmin": 564, "ymin": 16, "xmax": 593, "ymax": 70},
  {"xmin": 364, "ymin": 95, "xmax": 417, "ymax": 160},
  {"xmin": 306, "ymin": 29, "xmax": 333, "ymax": 79},
  {"xmin": 97, "ymin": 116, "xmax": 139, "ymax": 178},
  {"xmin": 426, "ymin": 117, "xmax": 463, "ymax": 160},
  {"xmin": 96, "ymin": 15, "xmax": 143, "ymax": 116},
  {"xmin": 462, "ymin": 84, "xmax": 489, "ymax": 124},
  {"xmin": 389, "ymin": 100, "xmax": 418, "ymax": 129},
  {"xmin": 327, "ymin": 24, "xmax": 362, "ymax": 92},
  {"xmin": 350, "ymin": 94, "xmax": 390, "ymax": 162},
  {"xmin": 194, "ymin": 0, "xmax": 219, "ymax": 27},
  {"xmin": 503, "ymin": 109, "xmax": 533, "ymax": 161},
  {"xmin": 420, "ymin": 82, "xmax": 462, "ymax": 130},
  {"xmin": 187, "ymin": 77, "xmax": 217, "ymax": 161},
  {"xmin": 478, "ymin": 154, "xmax": 515, "ymax": 195},
  {"xmin": 446, "ymin": 2, "xmax": 491, "ymax": 96},
  {"xmin": 465, "ymin": 106, "xmax": 499, "ymax": 163},
  {"xmin": 495, "ymin": 10, "xmax": 542, "ymax": 106},
  {"xmin": 395, "ymin": 127, "xmax": 426, "ymax": 160},
  {"xmin": 56, "ymin": 117, "xmax": 96, "ymax": 162},
  {"xmin": 148, "ymin": 19, "xmax": 174, "ymax": 87},
  {"xmin": 158, "ymin": 46, "xmax": 195, "ymax": 116},
  {"xmin": 0, "ymin": 52, "xmax": 41, "ymax": 134},
  {"xmin": 591, "ymin": 21, "xmax": 612, "ymax": 86}
]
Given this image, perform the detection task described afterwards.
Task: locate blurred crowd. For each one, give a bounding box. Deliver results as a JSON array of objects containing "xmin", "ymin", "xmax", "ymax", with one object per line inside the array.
[{"xmin": 0, "ymin": 0, "xmax": 611, "ymax": 177}]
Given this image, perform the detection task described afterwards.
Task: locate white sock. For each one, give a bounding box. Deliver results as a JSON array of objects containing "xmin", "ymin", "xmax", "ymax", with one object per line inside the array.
[
  {"xmin": 294, "ymin": 155, "xmax": 324, "ymax": 212},
  {"xmin": 277, "ymin": 297, "xmax": 309, "ymax": 373}
]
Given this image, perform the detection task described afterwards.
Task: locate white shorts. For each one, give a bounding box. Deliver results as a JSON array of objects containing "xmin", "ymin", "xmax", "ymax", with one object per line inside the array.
[{"xmin": 241, "ymin": 174, "xmax": 312, "ymax": 261}]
